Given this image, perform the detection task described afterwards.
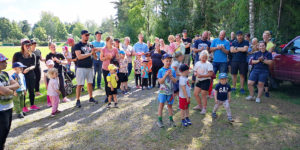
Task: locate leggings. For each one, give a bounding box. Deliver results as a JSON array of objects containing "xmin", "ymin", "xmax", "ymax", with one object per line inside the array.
[
  {"xmin": 212, "ymin": 100, "xmax": 232, "ymax": 117},
  {"xmin": 148, "ymin": 72, "xmax": 152, "ymax": 87},
  {"xmin": 25, "ymin": 73, "xmax": 36, "ymax": 106},
  {"xmin": 58, "ymin": 73, "xmax": 66, "ymax": 98},
  {"xmin": 34, "ymin": 66, "xmax": 41, "ymax": 92},
  {"xmin": 0, "ymin": 109, "xmax": 12, "ymax": 150},
  {"xmin": 135, "ymin": 74, "xmax": 141, "ymax": 86},
  {"xmin": 142, "ymin": 78, "xmax": 148, "ymax": 87}
]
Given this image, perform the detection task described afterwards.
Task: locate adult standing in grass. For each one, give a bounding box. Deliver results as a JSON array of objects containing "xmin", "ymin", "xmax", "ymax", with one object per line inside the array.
[
  {"xmin": 246, "ymin": 41, "xmax": 273, "ymax": 103},
  {"xmin": 46, "ymin": 42, "xmax": 70, "ymax": 103},
  {"xmin": 182, "ymin": 29, "xmax": 192, "ymax": 66},
  {"xmin": 100, "ymin": 36, "xmax": 119, "ymax": 103},
  {"xmin": 13, "ymin": 39, "xmax": 40, "ymax": 111},
  {"xmin": 91, "ymin": 31, "xmax": 106, "ymax": 90},
  {"xmin": 151, "ymin": 43, "xmax": 166, "ymax": 88},
  {"xmin": 31, "ymin": 39, "xmax": 44, "ymax": 96},
  {"xmin": 0, "ymin": 53, "xmax": 20, "ymax": 150},
  {"xmin": 74, "ymin": 30, "xmax": 98, "ymax": 108},
  {"xmin": 122, "ymin": 37, "xmax": 134, "ymax": 77},
  {"xmin": 133, "ymin": 33, "xmax": 149, "ymax": 58}
]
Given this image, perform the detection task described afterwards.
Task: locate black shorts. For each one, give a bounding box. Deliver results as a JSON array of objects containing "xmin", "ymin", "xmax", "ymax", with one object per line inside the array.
[
  {"xmin": 119, "ymin": 73, "xmax": 128, "ymax": 82},
  {"xmin": 108, "ymin": 87, "xmax": 117, "ymax": 95},
  {"xmin": 196, "ymin": 79, "xmax": 211, "ymax": 91},
  {"xmin": 173, "ymin": 80, "xmax": 179, "ymax": 93},
  {"xmin": 231, "ymin": 62, "xmax": 248, "ymax": 75}
]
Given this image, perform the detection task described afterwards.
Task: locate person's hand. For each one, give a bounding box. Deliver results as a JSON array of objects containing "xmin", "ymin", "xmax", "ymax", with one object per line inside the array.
[
  {"xmin": 221, "ymin": 45, "xmax": 225, "ymax": 50},
  {"xmin": 200, "ymin": 46, "xmax": 204, "ymax": 51},
  {"xmin": 52, "ymin": 57, "xmax": 59, "ymax": 63},
  {"xmin": 111, "ymin": 87, "xmax": 114, "ymax": 91},
  {"xmin": 14, "ymin": 91, "xmax": 17, "ymax": 97},
  {"xmin": 23, "ymin": 68, "xmax": 29, "ymax": 74},
  {"xmin": 217, "ymin": 45, "xmax": 221, "ymax": 49},
  {"xmin": 57, "ymin": 91, "xmax": 61, "ymax": 95},
  {"xmin": 24, "ymin": 91, "xmax": 27, "ymax": 96},
  {"xmin": 215, "ymin": 99, "xmax": 218, "ymax": 104},
  {"xmin": 258, "ymin": 56, "xmax": 264, "ymax": 62},
  {"xmin": 91, "ymin": 48, "xmax": 96, "ymax": 55},
  {"xmin": 106, "ymin": 54, "xmax": 112, "ymax": 60},
  {"xmin": 228, "ymin": 99, "xmax": 231, "ymax": 103},
  {"xmin": 197, "ymin": 74, "xmax": 203, "ymax": 78}
]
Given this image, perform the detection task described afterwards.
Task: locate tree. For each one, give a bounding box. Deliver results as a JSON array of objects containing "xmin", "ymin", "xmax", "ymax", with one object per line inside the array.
[
  {"xmin": 249, "ymin": 0, "xmax": 255, "ymax": 38},
  {"xmin": 85, "ymin": 20, "xmax": 99, "ymax": 35},
  {"xmin": 56, "ymin": 22, "xmax": 68, "ymax": 41},
  {"xmin": 19, "ymin": 20, "xmax": 31, "ymax": 37},
  {"xmin": 10, "ymin": 21, "xmax": 25, "ymax": 39},
  {"xmin": 72, "ymin": 22, "xmax": 86, "ymax": 38},
  {"xmin": 37, "ymin": 11, "xmax": 60, "ymax": 41},
  {"xmin": 0, "ymin": 17, "xmax": 12, "ymax": 40},
  {"xmin": 33, "ymin": 27, "xmax": 47, "ymax": 41}
]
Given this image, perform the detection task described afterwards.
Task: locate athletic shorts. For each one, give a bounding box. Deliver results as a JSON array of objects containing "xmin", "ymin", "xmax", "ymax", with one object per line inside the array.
[
  {"xmin": 179, "ymin": 97, "xmax": 190, "ymax": 110},
  {"xmin": 249, "ymin": 69, "xmax": 269, "ymax": 83},
  {"xmin": 231, "ymin": 61, "xmax": 248, "ymax": 75},
  {"xmin": 119, "ymin": 73, "xmax": 128, "ymax": 82},
  {"xmin": 76, "ymin": 68, "xmax": 94, "ymax": 85},
  {"xmin": 108, "ymin": 87, "xmax": 118, "ymax": 95},
  {"xmin": 196, "ymin": 79, "xmax": 211, "ymax": 91},
  {"xmin": 158, "ymin": 94, "xmax": 174, "ymax": 105}
]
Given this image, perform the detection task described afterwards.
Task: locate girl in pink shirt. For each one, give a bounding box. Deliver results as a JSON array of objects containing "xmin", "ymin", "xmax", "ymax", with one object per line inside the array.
[
  {"xmin": 47, "ymin": 68, "xmax": 61, "ymax": 117},
  {"xmin": 168, "ymin": 35, "xmax": 176, "ymax": 55}
]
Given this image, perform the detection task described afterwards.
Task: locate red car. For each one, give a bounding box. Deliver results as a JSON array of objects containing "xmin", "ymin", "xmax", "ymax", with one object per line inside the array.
[{"xmin": 270, "ymin": 36, "xmax": 300, "ymax": 88}]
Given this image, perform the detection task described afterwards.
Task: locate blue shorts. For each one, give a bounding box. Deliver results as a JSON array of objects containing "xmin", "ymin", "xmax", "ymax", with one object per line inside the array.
[
  {"xmin": 158, "ymin": 94, "xmax": 174, "ymax": 105},
  {"xmin": 213, "ymin": 62, "xmax": 228, "ymax": 74},
  {"xmin": 249, "ymin": 69, "xmax": 269, "ymax": 83}
]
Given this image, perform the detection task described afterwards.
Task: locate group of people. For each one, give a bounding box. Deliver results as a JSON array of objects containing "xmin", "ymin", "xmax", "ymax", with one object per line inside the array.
[{"xmin": 0, "ymin": 28, "xmax": 275, "ymax": 149}]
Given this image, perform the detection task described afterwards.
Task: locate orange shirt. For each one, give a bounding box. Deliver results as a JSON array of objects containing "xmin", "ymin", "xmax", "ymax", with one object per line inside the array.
[{"xmin": 147, "ymin": 59, "xmax": 152, "ymax": 72}]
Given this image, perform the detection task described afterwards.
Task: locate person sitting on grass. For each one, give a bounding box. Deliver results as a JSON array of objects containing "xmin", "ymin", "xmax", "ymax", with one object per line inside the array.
[
  {"xmin": 178, "ymin": 64, "xmax": 192, "ymax": 127},
  {"xmin": 212, "ymin": 73, "xmax": 233, "ymax": 122},
  {"xmin": 156, "ymin": 54, "xmax": 177, "ymax": 128},
  {"xmin": 106, "ymin": 64, "xmax": 119, "ymax": 108},
  {"xmin": 11, "ymin": 62, "xmax": 27, "ymax": 118},
  {"xmin": 119, "ymin": 50, "xmax": 129, "ymax": 94},
  {"xmin": 141, "ymin": 59, "xmax": 149, "ymax": 90},
  {"xmin": 47, "ymin": 68, "xmax": 61, "ymax": 117}
]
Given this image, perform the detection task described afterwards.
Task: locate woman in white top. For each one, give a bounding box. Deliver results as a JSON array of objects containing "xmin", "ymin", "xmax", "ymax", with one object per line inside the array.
[{"xmin": 193, "ymin": 50, "xmax": 213, "ymax": 114}]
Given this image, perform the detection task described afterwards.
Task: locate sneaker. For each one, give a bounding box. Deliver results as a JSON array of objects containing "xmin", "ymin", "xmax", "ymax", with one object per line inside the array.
[
  {"xmin": 18, "ymin": 113, "xmax": 24, "ymax": 118},
  {"xmin": 30, "ymin": 105, "xmax": 40, "ymax": 110},
  {"xmin": 181, "ymin": 119, "xmax": 188, "ymax": 127},
  {"xmin": 255, "ymin": 97, "xmax": 261, "ymax": 103},
  {"xmin": 240, "ymin": 88, "xmax": 246, "ymax": 94},
  {"xmin": 136, "ymin": 86, "xmax": 139, "ymax": 89},
  {"xmin": 228, "ymin": 116, "xmax": 234, "ymax": 122},
  {"xmin": 75, "ymin": 100, "xmax": 81, "ymax": 108},
  {"xmin": 51, "ymin": 113, "xmax": 56, "ymax": 117},
  {"xmin": 23, "ymin": 107, "xmax": 30, "ymax": 113},
  {"xmin": 212, "ymin": 112, "xmax": 217, "ymax": 119},
  {"xmin": 22, "ymin": 112, "xmax": 26, "ymax": 116},
  {"xmin": 106, "ymin": 103, "xmax": 111, "ymax": 108},
  {"xmin": 63, "ymin": 97, "xmax": 71, "ymax": 103},
  {"xmin": 185, "ymin": 118, "xmax": 192, "ymax": 125},
  {"xmin": 192, "ymin": 105, "xmax": 202, "ymax": 111},
  {"xmin": 200, "ymin": 109, "xmax": 206, "ymax": 115},
  {"xmin": 246, "ymin": 95, "xmax": 255, "ymax": 101},
  {"xmin": 55, "ymin": 110, "xmax": 61, "ymax": 114},
  {"xmin": 265, "ymin": 92, "xmax": 270, "ymax": 98},
  {"xmin": 114, "ymin": 103, "xmax": 118, "ymax": 108},
  {"xmin": 231, "ymin": 88, "xmax": 236, "ymax": 92},
  {"xmin": 89, "ymin": 97, "xmax": 98, "ymax": 104},
  {"xmin": 157, "ymin": 120, "xmax": 164, "ymax": 128},
  {"xmin": 169, "ymin": 120, "xmax": 176, "ymax": 127}
]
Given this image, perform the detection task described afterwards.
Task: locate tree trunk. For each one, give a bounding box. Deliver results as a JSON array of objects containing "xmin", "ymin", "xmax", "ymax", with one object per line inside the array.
[
  {"xmin": 277, "ymin": 0, "xmax": 282, "ymax": 29},
  {"xmin": 249, "ymin": 0, "xmax": 255, "ymax": 39}
]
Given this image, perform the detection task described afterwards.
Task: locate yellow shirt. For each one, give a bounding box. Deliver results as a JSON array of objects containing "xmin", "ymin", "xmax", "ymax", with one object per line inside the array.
[
  {"xmin": 266, "ymin": 41, "xmax": 275, "ymax": 52},
  {"xmin": 107, "ymin": 73, "xmax": 117, "ymax": 88}
]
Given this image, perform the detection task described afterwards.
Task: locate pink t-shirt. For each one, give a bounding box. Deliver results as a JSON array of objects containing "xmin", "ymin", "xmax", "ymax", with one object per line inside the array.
[
  {"xmin": 168, "ymin": 42, "xmax": 176, "ymax": 55},
  {"xmin": 102, "ymin": 47, "xmax": 118, "ymax": 71},
  {"xmin": 47, "ymin": 78, "xmax": 59, "ymax": 96}
]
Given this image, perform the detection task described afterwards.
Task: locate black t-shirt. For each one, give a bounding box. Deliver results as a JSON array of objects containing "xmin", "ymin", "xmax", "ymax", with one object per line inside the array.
[
  {"xmin": 151, "ymin": 50, "xmax": 166, "ymax": 69},
  {"xmin": 46, "ymin": 52, "xmax": 65, "ymax": 74},
  {"xmin": 33, "ymin": 49, "xmax": 41, "ymax": 66},
  {"xmin": 12, "ymin": 52, "xmax": 36, "ymax": 76},
  {"xmin": 74, "ymin": 41, "xmax": 94, "ymax": 68},
  {"xmin": 182, "ymin": 37, "xmax": 192, "ymax": 54},
  {"xmin": 71, "ymin": 46, "xmax": 77, "ymax": 66},
  {"xmin": 215, "ymin": 83, "xmax": 231, "ymax": 101},
  {"xmin": 231, "ymin": 40, "xmax": 249, "ymax": 62}
]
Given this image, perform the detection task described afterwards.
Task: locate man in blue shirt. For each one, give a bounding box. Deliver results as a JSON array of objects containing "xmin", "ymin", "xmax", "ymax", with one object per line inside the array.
[
  {"xmin": 230, "ymin": 31, "xmax": 249, "ymax": 94},
  {"xmin": 210, "ymin": 30, "xmax": 230, "ymax": 74},
  {"xmin": 91, "ymin": 31, "xmax": 106, "ymax": 89},
  {"xmin": 133, "ymin": 33, "xmax": 149, "ymax": 58}
]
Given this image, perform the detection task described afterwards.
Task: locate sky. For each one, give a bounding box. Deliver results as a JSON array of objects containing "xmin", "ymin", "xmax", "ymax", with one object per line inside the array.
[{"xmin": 0, "ymin": 0, "xmax": 117, "ymax": 26}]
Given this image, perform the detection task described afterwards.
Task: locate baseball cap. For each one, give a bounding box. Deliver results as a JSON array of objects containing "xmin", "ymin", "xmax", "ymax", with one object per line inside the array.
[
  {"xmin": 21, "ymin": 39, "xmax": 31, "ymax": 45},
  {"xmin": 179, "ymin": 64, "xmax": 189, "ymax": 72},
  {"xmin": 0, "ymin": 53, "xmax": 8, "ymax": 62},
  {"xmin": 12, "ymin": 62, "xmax": 26, "ymax": 68},
  {"xmin": 66, "ymin": 38, "xmax": 74, "ymax": 44},
  {"xmin": 114, "ymin": 38, "xmax": 120, "ymax": 42},
  {"xmin": 81, "ymin": 30, "xmax": 91, "ymax": 35},
  {"xmin": 219, "ymin": 73, "xmax": 228, "ymax": 79},
  {"xmin": 182, "ymin": 29, "xmax": 187, "ymax": 33},
  {"xmin": 95, "ymin": 31, "xmax": 103, "ymax": 35},
  {"xmin": 162, "ymin": 53, "xmax": 173, "ymax": 59},
  {"xmin": 119, "ymin": 50, "xmax": 125, "ymax": 55},
  {"xmin": 30, "ymin": 39, "xmax": 37, "ymax": 44},
  {"xmin": 46, "ymin": 60, "xmax": 55, "ymax": 66},
  {"xmin": 108, "ymin": 64, "xmax": 118, "ymax": 71},
  {"xmin": 236, "ymin": 31, "xmax": 243, "ymax": 35}
]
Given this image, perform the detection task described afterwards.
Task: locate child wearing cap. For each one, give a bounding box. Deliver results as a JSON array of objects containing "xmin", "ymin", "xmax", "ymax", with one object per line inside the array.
[
  {"xmin": 212, "ymin": 73, "xmax": 233, "ymax": 122},
  {"xmin": 134, "ymin": 53, "xmax": 142, "ymax": 88},
  {"xmin": 44, "ymin": 60, "xmax": 55, "ymax": 107},
  {"xmin": 179, "ymin": 64, "xmax": 192, "ymax": 127},
  {"xmin": 11, "ymin": 62, "xmax": 27, "ymax": 118},
  {"xmin": 171, "ymin": 52, "xmax": 184, "ymax": 104},
  {"xmin": 47, "ymin": 68, "xmax": 61, "ymax": 117},
  {"xmin": 145, "ymin": 52, "xmax": 152, "ymax": 89},
  {"xmin": 106, "ymin": 64, "xmax": 119, "ymax": 108},
  {"xmin": 156, "ymin": 54, "xmax": 177, "ymax": 128},
  {"xmin": 141, "ymin": 60, "xmax": 149, "ymax": 90},
  {"xmin": 119, "ymin": 51, "xmax": 129, "ymax": 94}
]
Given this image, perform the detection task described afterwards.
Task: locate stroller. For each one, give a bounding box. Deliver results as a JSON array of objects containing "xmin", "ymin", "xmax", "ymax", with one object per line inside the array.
[{"xmin": 63, "ymin": 66, "xmax": 76, "ymax": 95}]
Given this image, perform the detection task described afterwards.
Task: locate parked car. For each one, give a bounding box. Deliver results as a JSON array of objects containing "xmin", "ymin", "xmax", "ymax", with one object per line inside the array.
[{"xmin": 270, "ymin": 36, "xmax": 300, "ymax": 88}]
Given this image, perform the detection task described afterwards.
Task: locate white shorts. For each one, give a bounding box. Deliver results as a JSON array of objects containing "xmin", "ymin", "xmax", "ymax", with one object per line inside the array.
[{"xmin": 76, "ymin": 68, "xmax": 94, "ymax": 85}]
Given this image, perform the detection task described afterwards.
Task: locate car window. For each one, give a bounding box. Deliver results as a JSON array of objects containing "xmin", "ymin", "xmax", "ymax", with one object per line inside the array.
[{"xmin": 284, "ymin": 38, "xmax": 300, "ymax": 55}]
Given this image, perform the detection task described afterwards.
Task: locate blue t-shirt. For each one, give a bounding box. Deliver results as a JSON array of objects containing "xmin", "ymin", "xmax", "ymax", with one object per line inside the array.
[
  {"xmin": 157, "ymin": 67, "xmax": 176, "ymax": 95},
  {"xmin": 193, "ymin": 39, "xmax": 211, "ymax": 62},
  {"xmin": 231, "ymin": 40, "xmax": 249, "ymax": 62},
  {"xmin": 133, "ymin": 42, "xmax": 149, "ymax": 54},
  {"xmin": 211, "ymin": 38, "xmax": 230, "ymax": 62},
  {"xmin": 141, "ymin": 66, "xmax": 149, "ymax": 78},
  {"xmin": 215, "ymin": 83, "xmax": 231, "ymax": 101},
  {"xmin": 252, "ymin": 51, "xmax": 272, "ymax": 71},
  {"xmin": 91, "ymin": 40, "xmax": 106, "ymax": 60},
  {"xmin": 11, "ymin": 73, "xmax": 26, "ymax": 92}
]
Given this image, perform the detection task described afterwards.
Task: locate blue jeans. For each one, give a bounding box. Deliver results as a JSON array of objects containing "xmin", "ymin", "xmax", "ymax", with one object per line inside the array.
[
  {"xmin": 213, "ymin": 62, "xmax": 228, "ymax": 74},
  {"xmin": 127, "ymin": 63, "xmax": 132, "ymax": 77},
  {"xmin": 93, "ymin": 60, "xmax": 103, "ymax": 88}
]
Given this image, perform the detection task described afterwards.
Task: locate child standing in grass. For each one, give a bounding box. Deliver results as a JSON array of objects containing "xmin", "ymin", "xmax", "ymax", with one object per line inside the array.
[
  {"xmin": 212, "ymin": 73, "xmax": 233, "ymax": 122},
  {"xmin": 134, "ymin": 53, "xmax": 142, "ymax": 88},
  {"xmin": 156, "ymin": 54, "xmax": 177, "ymax": 128},
  {"xmin": 44, "ymin": 60, "xmax": 55, "ymax": 107},
  {"xmin": 141, "ymin": 60, "xmax": 149, "ymax": 90},
  {"xmin": 178, "ymin": 64, "xmax": 192, "ymax": 127},
  {"xmin": 11, "ymin": 62, "xmax": 27, "ymax": 118},
  {"xmin": 106, "ymin": 64, "xmax": 119, "ymax": 108},
  {"xmin": 119, "ymin": 51, "xmax": 129, "ymax": 94},
  {"xmin": 171, "ymin": 52, "xmax": 184, "ymax": 104},
  {"xmin": 47, "ymin": 68, "xmax": 61, "ymax": 117},
  {"xmin": 145, "ymin": 52, "xmax": 153, "ymax": 89}
]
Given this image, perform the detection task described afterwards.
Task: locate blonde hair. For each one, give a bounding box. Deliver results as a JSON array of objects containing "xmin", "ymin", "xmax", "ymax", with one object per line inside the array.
[
  {"xmin": 168, "ymin": 35, "xmax": 175, "ymax": 42},
  {"xmin": 263, "ymin": 30, "xmax": 270, "ymax": 35},
  {"xmin": 199, "ymin": 50, "xmax": 209, "ymax": 61},
  {"xmin": 47, "ymin": 68, "xmax": 58, "ymax": 79}
]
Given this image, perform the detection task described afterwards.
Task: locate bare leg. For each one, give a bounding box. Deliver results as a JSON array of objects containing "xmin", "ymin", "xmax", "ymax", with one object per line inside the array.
[
  {"xmin": 193, "ymin": 87, "xmax": 202, "ymax": 107},
  {"xmin": 113, "ymin": 94, "xmax": 117, "ymax": 103},
  {"xmin": 248, "ymin": 80, "xmax": 255, "ymax": 97},
  {"xmin": 167, "ymin": 104, "xmax": 173, "ymax": 116},
  {"xmin": 108, "ymin": 95, "xmax": 112, "ymax": 103},
  {"xmin": 87, "ymin": 83, "xmax": 93, "ymax": 98},
  {"xmin": 158, "ymin": 103, "xmax": 164, "ymax": 117},
  {"xmin": 76, "ymin": 85, "xmax": 83, "ymax": 100},
  {"xmin": 201, "ymin": 90, "xmax": 208, "ymax": 109},
  {"xmin": 257, "ymin": 82, "xmax": 265, "ymax": 98},
  {"xmin": 232, "ymin": 74, "xmax": 237, "ymax": 88},
  {"xmin": 240, "ymin": 74, "xmax": 245, "ymax": 89}
]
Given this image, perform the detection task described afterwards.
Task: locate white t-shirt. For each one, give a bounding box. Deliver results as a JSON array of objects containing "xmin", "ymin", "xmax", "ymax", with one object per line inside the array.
[
  {"xmin": 171, "ymin": 60, "xmax": 181, "ymax": 80},
  {"xmin": 193, "ymin": 61, "xmax": 213, "ymax": 81},
  {"xmin": 179, "ymin": 76, "xmax": 191, "ymax": 98}
]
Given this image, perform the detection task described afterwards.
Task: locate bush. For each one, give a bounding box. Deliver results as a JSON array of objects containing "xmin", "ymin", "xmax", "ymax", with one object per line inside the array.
[
  {"xmin": 2, "ymin": 39, "xmax": 21, "ymax": 46},
  {"xmin": 38, "ymin": 41, "xmax": 49, "ymax": 46}
]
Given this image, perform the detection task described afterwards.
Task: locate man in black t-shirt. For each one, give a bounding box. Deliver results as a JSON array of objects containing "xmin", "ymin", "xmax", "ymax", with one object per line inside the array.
[
  {"xmin": 182, "ymin": 29, "xmax": 192, "ymax": 66},
  {"xmin": 74, "ymin": 30, "xmax": 98, "ymax": 108}
]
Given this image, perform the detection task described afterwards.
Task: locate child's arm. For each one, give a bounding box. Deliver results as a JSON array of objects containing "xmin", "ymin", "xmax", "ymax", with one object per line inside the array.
[
  {"xmin": 181, "ymin": 85, "xmax": 189, "ymax": 102},
  {"xmin": 44, "ymin": 74, "xmax": 48, "ymax": 89},
  {"xmin": 214, "ymin": 89, "xmax": 218, "ymax": 104},
  {"xmin": 197, "ymin": 71, "xmax": 213, "ymax": 78},
  {"xmin": 115, "ymin": 74, "xmax": 119, "ymax": 81},
  {"xmin": 228, "ymin": 92, "xmax": 231, "ymax": 103},
  {"xmin": 108, "ymin": 81, "xmax": 114, "ymax": 91},
  {"xmin": 169, "ymin": 70, "xmax": 177, "ymax": 83},
  {"xmin": 158, "ymin": 71, "xmax": 169, "ymax": 84}
]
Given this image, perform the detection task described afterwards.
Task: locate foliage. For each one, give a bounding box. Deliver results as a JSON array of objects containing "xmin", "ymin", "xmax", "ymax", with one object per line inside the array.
[{"xmin": 33, "ymin": 27, "xmax": 48, "ymax": 41}]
